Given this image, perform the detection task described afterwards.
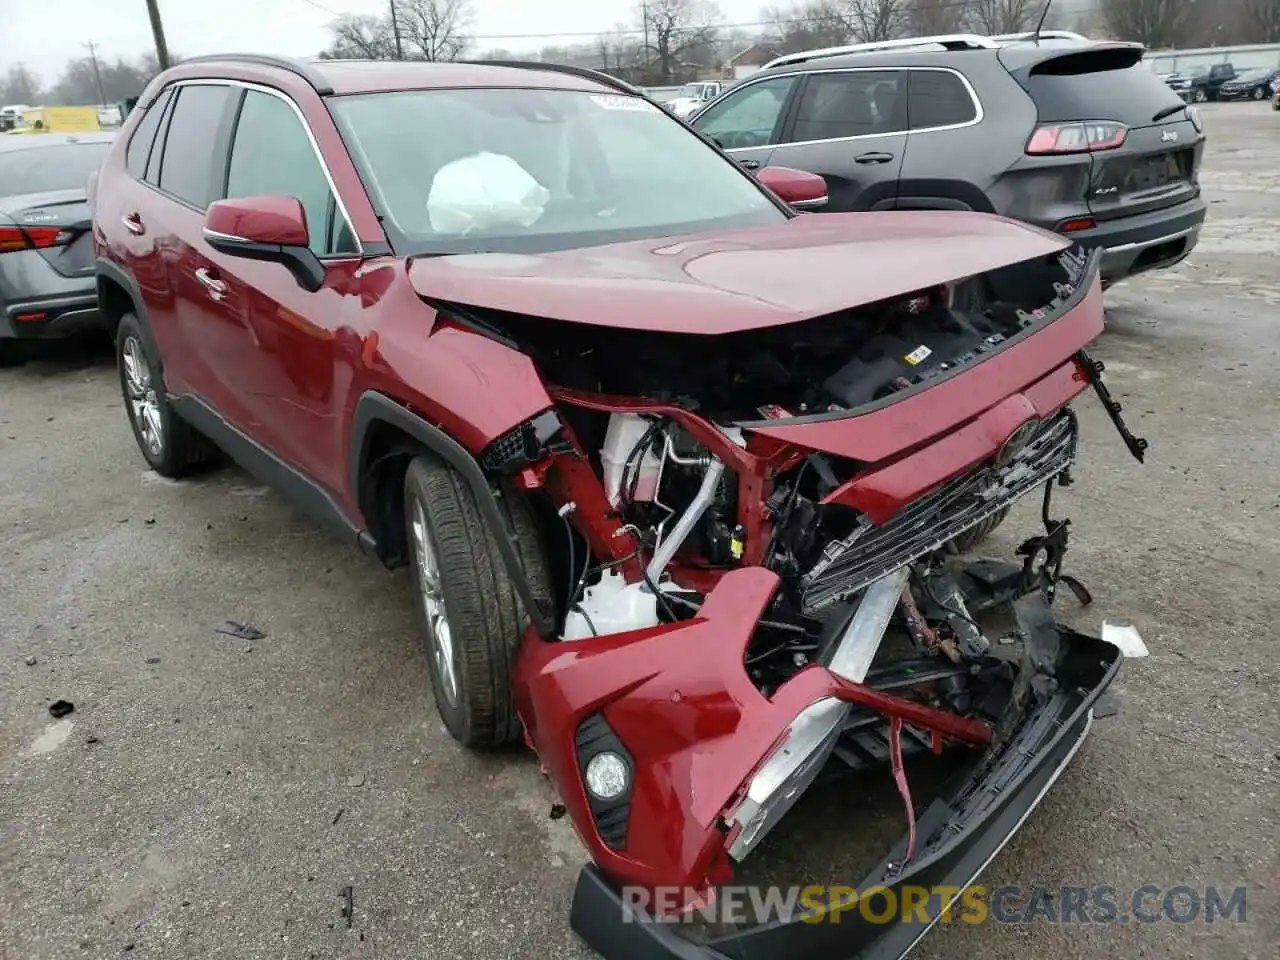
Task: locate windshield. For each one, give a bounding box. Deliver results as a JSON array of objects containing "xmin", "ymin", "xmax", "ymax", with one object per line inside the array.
[
  {"xmin": 0, "ymin": 141, "xmax": 110, "ymax": 196},
  {"xmin": 329, "ymin": 87, "xmax": 783, "ymax": 255},
  {"xmin": 680, "ymin": 84, "xmax": 710, "ymax": 98},
  {"xmin": 1235, "ymin": 69, "xmax": 1267, "ymax": 81}
]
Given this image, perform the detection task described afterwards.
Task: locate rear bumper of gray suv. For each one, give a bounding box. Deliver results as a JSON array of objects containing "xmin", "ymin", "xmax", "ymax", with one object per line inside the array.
[
  {"xmin": 1064, "ymin": 196, "xmax": 1205, "ymax": 284},
  {"xmin": 1, "ymin": 291, "xmax": 101, "ymax": 340}
]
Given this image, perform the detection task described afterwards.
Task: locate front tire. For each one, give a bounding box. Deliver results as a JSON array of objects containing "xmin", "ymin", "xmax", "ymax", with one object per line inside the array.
[
  {"xmin": 116, "ymin": 312, "xmax": 216, "ymax": 477},
  {"xmin": 1252, "ymin": 86, "xmax": 1265, "ymax": 101},
  {"xmin": 950, "ymin": 508, "xmax": 1009, "ymax": 553},
  {"xmin": 403, "ymin": 456, "xmax": 554, "ymax": 748},
  {"xmin": 1192, "ymin": 88, "xmax": 1207, "ymax": 104}
]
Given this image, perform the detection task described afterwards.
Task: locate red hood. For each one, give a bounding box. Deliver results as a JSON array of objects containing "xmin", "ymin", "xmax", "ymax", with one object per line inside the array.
[{"xmin": 407, "ymin": 212, "xmax": 1069, "ymax": 334}]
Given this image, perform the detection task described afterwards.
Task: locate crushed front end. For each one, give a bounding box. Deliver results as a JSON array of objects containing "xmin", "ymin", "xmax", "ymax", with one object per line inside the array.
[{"xmin": 457, "ymin": 245, "xmax": 1142, "ymax": 958}]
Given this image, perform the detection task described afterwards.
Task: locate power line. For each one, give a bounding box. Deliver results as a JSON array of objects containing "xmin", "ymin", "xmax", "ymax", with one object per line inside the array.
[
  {"xmin": 289, "ymin": 0, "xmax": 343, "ymax": 15},
  {"xmin": 457, "ymin": 0, "xmax": 983, "ymax": 43}
]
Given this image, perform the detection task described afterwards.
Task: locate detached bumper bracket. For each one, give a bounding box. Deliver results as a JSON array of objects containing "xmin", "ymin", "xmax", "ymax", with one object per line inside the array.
[{"xmin": 1076, "ymin": 348, "xmax": 1149, "ymax": 463}]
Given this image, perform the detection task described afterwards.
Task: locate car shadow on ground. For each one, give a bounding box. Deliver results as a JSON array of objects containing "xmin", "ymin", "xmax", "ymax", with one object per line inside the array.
[{"xmin": 5, "ymin": 331, "xmax": 115, "ymax": 375}]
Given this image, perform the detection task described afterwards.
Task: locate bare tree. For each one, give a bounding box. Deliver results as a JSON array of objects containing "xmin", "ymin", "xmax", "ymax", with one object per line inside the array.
[
  {"xmin": 1101, "ymin": 0, "xmax": 1199, "ymax": 48},
  {"xmin": 841, "ymin": 0, "xmax": 911, "ymax": 42},
  {"xmin": 1237, "ymin": 0, "xmax": 1280, "ymax": 42},
  {"xmin": 2, "ymin": 64, "xmax": 43, "ymax": 104},
  {"xmin": 397, "ymin": 0, "xmax": 475, "ymax": 62},
  {"xmin": 908, "ymin": 0, "xmax": 969, "ymax": 35},
  {"xmin": 965, "ymin": 0, "xmax": 1038, "ymax": 35},
  {"xmin": 321, "ymin": 14, "xmax": 398, "ymax": 60},
  {"xmin": 638, "ymin": 0, "xmax": 723, "ymax": 83},
  {"xmin": 762, "ymin": 1, "xmax": 852, "ymax": 53}
]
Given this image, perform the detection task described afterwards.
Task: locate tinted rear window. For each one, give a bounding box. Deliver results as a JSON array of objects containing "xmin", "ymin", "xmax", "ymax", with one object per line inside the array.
[
  {"xmin": 0, "ymin": 142, "xmax": 112, "ymax": 195},
  {"xmin": 126, "ymin": 88, "xmax": 172, "ymax": 179},
  {"xmin": 157, "ymin": 84, "xmax": 233, "ymax": 207},
  {"xmin": 908, "ymin": 70, "xmax": 977, "ymax": 129},
  {"xmin": 1012, "ymin": 49, "xmax": 1185, "ymax": 126}
]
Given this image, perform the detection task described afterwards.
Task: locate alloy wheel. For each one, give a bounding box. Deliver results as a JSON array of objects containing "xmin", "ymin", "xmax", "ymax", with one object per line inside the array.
[
  {"xmin": 411, "ymin": 496, "xmax": 458, "ymax": 707},
  {"xmin": 122, "ymin": 335, "xmax": 164, "ymax": 458}
]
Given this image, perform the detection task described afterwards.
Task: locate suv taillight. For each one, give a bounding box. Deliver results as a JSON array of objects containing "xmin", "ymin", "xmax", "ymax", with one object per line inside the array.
[
  {"xmin": 0, "ymin": 225, "xmax": 74, "ymax": 254},
  {"xmin": 1026, "ymin": 121, "xmax": 1127, "ymax": 155}
]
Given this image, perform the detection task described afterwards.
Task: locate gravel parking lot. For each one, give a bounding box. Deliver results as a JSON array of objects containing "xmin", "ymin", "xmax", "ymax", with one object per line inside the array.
[{"xmin": 2, "ymin": 102, "xmax": 1277, "ymax": 960}]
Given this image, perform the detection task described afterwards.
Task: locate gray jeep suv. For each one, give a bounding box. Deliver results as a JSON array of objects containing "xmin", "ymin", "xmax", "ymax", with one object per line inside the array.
[{"xmin": 691, "ymin": 34, "xmax": 1206, "ymax": 286}]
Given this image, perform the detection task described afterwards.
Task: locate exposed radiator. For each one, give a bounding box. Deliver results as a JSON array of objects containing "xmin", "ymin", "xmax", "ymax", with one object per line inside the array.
[{"xmin": 801, "ymin": 413, "xmax": 1078, "ymax": 612}]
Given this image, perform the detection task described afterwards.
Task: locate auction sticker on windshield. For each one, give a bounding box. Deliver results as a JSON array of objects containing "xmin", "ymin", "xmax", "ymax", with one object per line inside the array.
[{"xmin": 590, "ymin": 94, "xmax": 660, "ymax": 112}]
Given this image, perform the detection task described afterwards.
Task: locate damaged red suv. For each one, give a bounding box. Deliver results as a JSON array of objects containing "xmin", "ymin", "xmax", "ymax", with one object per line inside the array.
[{"xmin": 93, "ymin": 56, "xmax": 1146, "ymax": 957}]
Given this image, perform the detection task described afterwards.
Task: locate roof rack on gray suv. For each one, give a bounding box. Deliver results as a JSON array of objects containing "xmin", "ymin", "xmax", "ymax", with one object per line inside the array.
[{"xmin": 763, "ymin": 29, "xmax": 1093, "ymax": 69}]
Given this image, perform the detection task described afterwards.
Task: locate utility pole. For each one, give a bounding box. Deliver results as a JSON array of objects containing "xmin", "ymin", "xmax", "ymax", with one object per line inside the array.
[
  {"xmin": 144, "ymin": 0, "xmax": 171, "ymax": 70},
  {"xmin": 389, "ymin": 0, "xmax": 404, "ymax": 60},
  {"xmin": 84, "ymin": 41, "xmax": 108, "ymax": 106},
  {"xmin": 642, "ymin": 1, "xmax": 650, "ymax": 82}
]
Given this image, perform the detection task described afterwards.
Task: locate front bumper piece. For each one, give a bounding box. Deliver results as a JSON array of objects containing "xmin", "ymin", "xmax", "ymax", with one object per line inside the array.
[{"xmin": 569, "ymin": 623, "xmax": 1120, "ymax": 960}]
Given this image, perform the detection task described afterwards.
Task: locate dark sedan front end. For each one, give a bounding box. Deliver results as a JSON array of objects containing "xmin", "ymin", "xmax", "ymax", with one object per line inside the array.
[
  {"xmin": 1216, "ymin": 72, "xmax": 1280, "ymax": 101},
  {"xmin": 0, "ymin": 133, "xmax": 112, "ymax": 365}
]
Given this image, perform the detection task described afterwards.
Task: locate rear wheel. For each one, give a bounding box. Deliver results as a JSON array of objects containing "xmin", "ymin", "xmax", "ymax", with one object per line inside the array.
[
  {"xmin": 403, "ymin": 455, "xmax": 554, "ymax": 748},
  {"xmin": 116, "ymin": 312, "xmax": 217, "ymax": 477}
]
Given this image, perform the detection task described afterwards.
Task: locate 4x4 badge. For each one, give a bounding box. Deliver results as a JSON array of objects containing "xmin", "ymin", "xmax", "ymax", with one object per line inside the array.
[{"xmin": 1161, "ymin": 129, "xmax": 1179, "ymax": 143}]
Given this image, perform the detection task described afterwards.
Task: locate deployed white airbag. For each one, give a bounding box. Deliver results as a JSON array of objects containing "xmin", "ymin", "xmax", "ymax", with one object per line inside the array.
[{"xmin": 426, "ymin": 151, "xmax": 550, "ymax": 234}]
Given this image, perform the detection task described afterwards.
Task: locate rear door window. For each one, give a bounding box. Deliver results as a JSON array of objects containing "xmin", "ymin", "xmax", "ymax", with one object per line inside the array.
[
  {"xmin": 907, "ymin": 70, "xmax": 978, "ymax": 130},
  {"xmin": 223, "ymin": 89, "xmax": 356, "ymax": 256},
  {"xmin": 788, "ymin": 70, "xmax": 907, "ymax": 143},
  {"xmin": 125, "ymin": 87, "xmax": 173, "ymax": 179},
  {"xmin": 156, "ymin": 83, "xmax": 233, "ymax": 208},
  {"xmin": 691, "ymin": 76, "xmax": 797, "ymax": 150}
]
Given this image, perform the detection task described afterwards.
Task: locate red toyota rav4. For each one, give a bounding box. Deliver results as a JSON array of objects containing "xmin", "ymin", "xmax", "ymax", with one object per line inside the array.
[{"xmin": 94, "ymin": 55, "xmax": 1146, "ymax": 958}]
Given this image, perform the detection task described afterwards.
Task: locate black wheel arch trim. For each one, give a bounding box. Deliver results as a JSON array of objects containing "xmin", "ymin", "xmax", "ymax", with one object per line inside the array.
[
  {"xmin": 351, "ymin": 391, "xmax": 556, "ymax": 638},
  {"xmin": 95, "ymin": 258, "xmax": 150, "ymax": 328}
]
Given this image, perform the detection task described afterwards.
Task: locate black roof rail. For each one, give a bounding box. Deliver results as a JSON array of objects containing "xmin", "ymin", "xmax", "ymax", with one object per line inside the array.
[
  {"xmin": 463, "ymin": 60, "xmax": 644, "ymax": 97},
  {"xmin": 174, "ymin": 54, "xmax": 334, "ymax": 95}
]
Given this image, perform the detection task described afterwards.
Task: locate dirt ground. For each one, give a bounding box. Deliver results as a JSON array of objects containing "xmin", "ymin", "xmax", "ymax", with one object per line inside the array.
[{"xmin": 1, "ymin": 102, "xmax": 1277, "ymax": 960}]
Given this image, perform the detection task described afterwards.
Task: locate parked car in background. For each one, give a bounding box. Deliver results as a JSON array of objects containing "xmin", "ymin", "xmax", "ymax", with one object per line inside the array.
[
  {"xmin": 0, "ymin": 132, "xmax": 113, "ymax": 365},
  {"xmin": 1, "ymin": 104, "xmax": 34, "ymax": 131},
  {"xmin": 664, "ymin": 80, "xmax": 723, "ymax": 117},
  {"xmin": 690, "ymin": 32, "xmax": 1207, "ymax": 287},
  {"xmin": 1216, "ymin": 67, "xmax": 1280, "ymax": 101},
  {"xmin": 1167, "ymin": 63, "xmax": 1236, "ymax": 102}
]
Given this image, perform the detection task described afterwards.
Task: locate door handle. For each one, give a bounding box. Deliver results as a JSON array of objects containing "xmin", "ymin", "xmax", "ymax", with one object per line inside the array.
[
  {"xmin": 122, "ymin": 213, "xmax": 145, "ymax": 236},
  {"xmin": 194, "ymin": 267, "xmax": 227, "ymax": 301},
  {"xmin": 738, "ymin": 158, "xmax": 760, "ymax": 170},
  {"xmin": 855, "ymin": 152, "xmax": 895, "ymax": 165}
]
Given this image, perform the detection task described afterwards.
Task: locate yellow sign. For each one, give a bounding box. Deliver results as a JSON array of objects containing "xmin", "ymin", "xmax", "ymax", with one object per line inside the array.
[{"xmin": 12, "ymin": 106, "xmax": 102, "ymax": 134}]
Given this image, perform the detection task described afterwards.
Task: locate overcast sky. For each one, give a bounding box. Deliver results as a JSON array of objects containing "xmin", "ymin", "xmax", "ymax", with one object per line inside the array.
[{"xmin": 4, "ymin": 0, "xmax": 769, "ymax": 84}]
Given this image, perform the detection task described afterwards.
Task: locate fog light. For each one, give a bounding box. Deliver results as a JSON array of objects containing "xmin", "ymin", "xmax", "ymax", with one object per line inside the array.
[{"xmin": 585, "ymin": 751, "xmax": 629, "ymax": 800}]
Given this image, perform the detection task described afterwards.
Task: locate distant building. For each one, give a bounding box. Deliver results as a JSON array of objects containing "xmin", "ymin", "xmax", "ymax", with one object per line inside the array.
[{"xmin": 726, "ymin": 43, "xmax": 777, "ymax": 81}]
